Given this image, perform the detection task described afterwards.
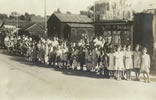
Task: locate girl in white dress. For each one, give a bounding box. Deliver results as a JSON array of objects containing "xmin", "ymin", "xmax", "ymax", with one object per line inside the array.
[
  {"xmin": 107, "ymin": 48, "xmax": 115, "ymax": 79},
  {"xmin": 133, "ymin": 44, "xmax": 141, "ymax": 81},
  {"xmin": 140, "ymin": 48, "xmax": 151, "ymax": 83},
  {"xmin": 124, "ymin": 45, "xmax": 133, "ymax": 80},
  {"xmin": 121, "ymin": 45, "xmax": 126, "ymax": 80},
  {"xmin": 114, "ymin": 45, "xmax": 124, "ymax": 81},
  {"xmin": 62, "ymin": 43, "xmax": 68, "ymax": 68},
  {"xmin": 56, "ymin": 46, "xmax": 63, "ymax": 68},
  {"xmin": 44, "ymin": 42, "xmax": 49, "ymax": 64}
]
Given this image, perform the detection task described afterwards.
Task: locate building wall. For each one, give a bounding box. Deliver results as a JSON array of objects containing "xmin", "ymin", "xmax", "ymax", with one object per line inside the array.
[
  {"xmin": 47, "ymin": 15, "xmax": 61, "ymax": 37},
  {"xmin": 133, "ymin": 13, "xmax": 154, "ymax": 68},
  {"xmin": 152, "ymin": 14, "xmax": 156, "ymax": 69},
  {"xmin": 94, "ymin": 0, "xmax": 133, "ymax": 21}
]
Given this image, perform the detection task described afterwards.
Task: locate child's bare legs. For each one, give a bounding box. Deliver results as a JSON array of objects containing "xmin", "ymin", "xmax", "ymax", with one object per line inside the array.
[
  {"xmin": 143, "ymin": 72, "xmax": 146, "ymax": 82},
  {"xmin": 135, "ymin": 69, "xmax": 137, "ymax": 79},
  {"xmin": 117, "ymin": 70, "xmax": 119, "ymax": 80},
  {"xmin": 135, "ymin": 68, "xmax": 140, "ymax": 80},
  {"xmin": 126, "ymin": 69, "xmax": 130, "ymax": 80},
  {"xmin": 146, "ymin": 72, "xmax": 150, "ymax": 83},
  {"xmin": 117, "ymin": 70, "xmax": 121, "ymax": 81},
  {"xmin": 129, "ymin": 69, "xmax": 131, "ymax": 80},
  {"xmin": 121, "ymin": 70, "xmax": 125, "ymax": 80},
  {"xmin": 138, "ymin": 71, "xmax": 140, "ymax": 80}
]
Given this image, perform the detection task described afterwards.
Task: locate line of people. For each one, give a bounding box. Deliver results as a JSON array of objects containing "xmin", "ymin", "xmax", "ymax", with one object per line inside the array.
[{"xmin": 4, "ymin": 35, "xmax": 151, "ymax": 83}]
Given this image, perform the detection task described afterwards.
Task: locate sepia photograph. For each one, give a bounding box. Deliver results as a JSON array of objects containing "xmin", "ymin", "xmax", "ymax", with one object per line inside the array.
[{"xmin": 0, "ymin": 0, "xmax": 156, "ymax": 100}]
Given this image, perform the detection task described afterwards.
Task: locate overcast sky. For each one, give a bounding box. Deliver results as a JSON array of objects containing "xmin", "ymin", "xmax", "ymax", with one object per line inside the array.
[{"xmin": 0, "ymin": 0, "xmax": 156, "ymax": 16}]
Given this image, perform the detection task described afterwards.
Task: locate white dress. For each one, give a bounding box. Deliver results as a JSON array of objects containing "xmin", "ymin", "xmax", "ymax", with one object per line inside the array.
[
  {"xmin": 62, "ymin": 48, "xmax": 68, "ymax": 61},
  {"xmin": 140, "ymin": 54, "xmax": 150, "ymax": 73},
  {"xmin": 114, "ymin": 52, "xmax": 124, "ymax": 70},
  {"xmin": 124, "ymin": 51, "xmax": 133, "ymax": 69},
  {"xmin": 133, "ymin": 51, "xmax": 141, "ymax": 68}
]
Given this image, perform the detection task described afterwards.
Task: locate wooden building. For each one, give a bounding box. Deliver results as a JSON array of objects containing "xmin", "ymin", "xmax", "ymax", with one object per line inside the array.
[{"xmin": 47, "ymin": 13, "xmax": 94, "ymax": 42}]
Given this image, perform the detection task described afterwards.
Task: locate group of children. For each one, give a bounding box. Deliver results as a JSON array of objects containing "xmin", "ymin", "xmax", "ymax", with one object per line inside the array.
[{"xmin": 4, "ymin": 35, "xmax": 151, "ymax": 83}]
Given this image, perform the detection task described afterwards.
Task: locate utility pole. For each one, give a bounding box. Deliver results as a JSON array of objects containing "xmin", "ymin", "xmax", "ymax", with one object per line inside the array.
[
  {"xmin": 44, "ymin": 0, "xmax": 47, "ymax": 37},
  {"xmin": 16, "ymin": 15, "xmax": 19, "ymax": 35}
]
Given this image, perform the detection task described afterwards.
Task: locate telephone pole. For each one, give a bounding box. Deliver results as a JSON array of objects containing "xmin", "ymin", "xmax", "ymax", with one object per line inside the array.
[{"xmin": 44, "ymin": 0, "xmax": 47, "ymax": 37}]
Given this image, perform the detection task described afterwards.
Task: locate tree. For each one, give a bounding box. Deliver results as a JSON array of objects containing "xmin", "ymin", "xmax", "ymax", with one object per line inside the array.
[
  {"xmin": 29, "ymin": 14, "xmax": 35, "ymax": 18},
  {"xmin": 9, "ymin": 12, "xmax": 20, "ymax": 20},
  {"xmin": 24, "ymin": 12, "xmax": 31, "ymax": 21},
  {"xmin": 0, "ymin": 13, "xmax": 8, "ymax": 20},
  {"xmin": 55, "ymin": 8, "xmax": 61, "ymax": 13},
  {"xmin": 11, "ymin": 12, "xmax": 19, "ymax": 16},
  {"xmin": 19, "ymin": 15, "xmax": 25, "ymax": 20}
]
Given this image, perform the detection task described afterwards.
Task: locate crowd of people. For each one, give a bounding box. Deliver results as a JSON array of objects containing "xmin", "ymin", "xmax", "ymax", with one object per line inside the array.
[{"xmin": 3, "ymin": 34, "xmax": 151, "ymax": 83}]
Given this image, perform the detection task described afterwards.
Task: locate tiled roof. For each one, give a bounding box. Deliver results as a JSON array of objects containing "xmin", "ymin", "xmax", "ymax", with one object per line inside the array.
[
  {"xmin": 25, "ymin": 24, "xmax": 45, "ymax": 37},
  {"xmin": 53, "ymin": 13, "xmax": 93, "ymax": 23}
]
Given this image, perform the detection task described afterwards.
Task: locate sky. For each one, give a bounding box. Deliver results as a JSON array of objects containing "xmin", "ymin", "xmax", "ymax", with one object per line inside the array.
[{"xmin": 0, "ymin": 0, "xmax": 156, "ymax": 16}]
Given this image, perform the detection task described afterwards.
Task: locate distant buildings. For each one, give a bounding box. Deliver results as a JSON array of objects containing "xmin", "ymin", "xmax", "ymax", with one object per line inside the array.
[
  {"xmin": 80, "ymin": 10, "xmax": 94, "ymax": 20},
  {"xmin": 94, "ymin": 0, "xmax": 133, "ymax": 21}
]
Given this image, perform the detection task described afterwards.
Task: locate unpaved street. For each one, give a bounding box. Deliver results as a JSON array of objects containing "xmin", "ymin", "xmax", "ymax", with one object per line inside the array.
[{"xmin": 0, "ymin": 50, "xmax": 156, "ymax": 100}]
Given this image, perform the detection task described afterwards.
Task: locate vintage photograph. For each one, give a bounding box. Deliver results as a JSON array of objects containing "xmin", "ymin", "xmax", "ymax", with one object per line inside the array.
[{"xmin": 0, "ymin": 0, "xmax": 156, "ymax": 100}]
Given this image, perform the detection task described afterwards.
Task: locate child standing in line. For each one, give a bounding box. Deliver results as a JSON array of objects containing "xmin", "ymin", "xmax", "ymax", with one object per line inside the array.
[
  {"xmin": 107, "ymin": 48, "xmax": 115, "ymax": 79},
  {"xmin": 121, "ymin": 45, "xmax": 127, "ymax": 80},
  {"xmin": 49, "ymin": 47, "xmax": 57, "ymax": 67},
  {"xmin": 62, "ymin": 43, "xmax": 68, "ymax": 68},
  {"xmin": 140, "ymin": 47, "xmax": 151, "ymax": 83},
  {"xmin": 86, "ymin": 50, "xmax": 93, "ymax": 71},
  {"xmin": 40, "ymin": 43, "xmax": 45, "ymax": 63},
  {"xmin": 78, "ymin": 47, "xmax": 86, "ymax": 71},
  {"xmin": 72, "ymin": 49, "xmax": 79, "ymax": 70},
  {"xmin": 37, "ymin": 41, "xmax": 42, "ymax": 63},
  {"xmin": 56, "ymin": 46, "xmax": 63, "ymax": 68},
  {"xmin": 44, "ymin": 42, "xmax": 49, "ymax": 64},
  {"xmin": 133, "ymin": 44, "xmax": 141, "ymax": 81},
  {"xmin": 102, "ymin": 52, "xmax": 109, "ymax": 78},
  {"xmin": 114, "ymin": 45, "xmax": 124, "ymax": 81},
  {"xmin": 124, "ymin": 45, "xmax": 133, "ymax": 81},
  {"xmin": 67, "ymin": 46, "xmax": 73, "ymax": 69},
  {"xmin": 32, "ymin": 43, "xmax": 38, "ymax": 62},
  {"xmin": 91, "ymin": 48, "xmax": 99, "ymax": 72},
  {"xmin": 27, "ymin": 45, "xmax": 33, "ymax": 61}
]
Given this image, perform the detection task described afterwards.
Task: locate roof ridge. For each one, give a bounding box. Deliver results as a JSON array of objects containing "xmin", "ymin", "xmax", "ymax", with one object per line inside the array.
[
  {"xmin": 54, "ymin": 13, "xmax": 89, "ymax": 17},
  {"xmin": 25, "ymin": 24, "xmax": 36, "ymax": 31},
  {"xmin": 53, "ymin": 13, "xmax": 93, "ymax": 23}
]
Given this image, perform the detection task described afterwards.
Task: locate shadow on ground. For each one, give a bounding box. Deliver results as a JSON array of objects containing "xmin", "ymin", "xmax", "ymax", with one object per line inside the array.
[{"xmin": 1, "ymin": 49, "xmax": 156, "ymax": 82}]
